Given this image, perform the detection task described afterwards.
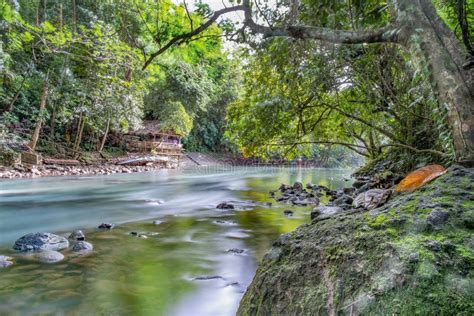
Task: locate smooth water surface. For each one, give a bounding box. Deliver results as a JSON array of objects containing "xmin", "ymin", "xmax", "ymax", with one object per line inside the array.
[{"xmin": 0, "ymin": 167, "xmax": 351, "ymax": 315}]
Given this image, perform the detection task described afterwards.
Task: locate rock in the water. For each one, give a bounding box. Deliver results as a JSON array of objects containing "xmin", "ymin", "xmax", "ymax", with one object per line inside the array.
[
  {"xmin": 293, "ymin": 182, "xmax": 303, "ymax": 191},
  {"xmin": 0, "ymin": 255, "xmax": 14, "ymax": 268},
  {"xmin": 193, "ymin": 275, "xmax": 224, "ymax": 281},
  {"xmin": 353, "ymin": 189, "xmax": 391, "ymax": 210},
  {"xmin": 343, "ymin": 187, "xmax": 355, "ymax": 195},
  {"xmin": 333, "ymin": 195, "xmax": 354, "ymax": 206},
  {"xmin": 72, "ymin": 241, "xmax": 93, "ymax": 252},
  {"xmin": 284, "ymin": 210, "xmax": 294, "ymax": 217},
  {"xmin": 355, "ymin": 182, "xmax": 373, "ymax": 195},
  {"xmin": 352, "ymin": 178, "xmax": 369, "ymax": 188},
  {"xmin": 227, "ymin": 248, "xmax": 245, "ymax": 254},
  {"xmin": 129, "ymin": 231, "xmax": 149, "ymax": 238},
  {"xmin": 216, "ymin": 202, "xmax": 234, "ymax": 209},
  {"xmin": 311, "ymin": 206, "xmax": 344, "ymax": 220},
  {"xmin": 291, "ymin": 200, "xmax": 307, "ymax": 206},
  {"xmin": 13, "ymin": 232, "xmax": 69, "ymax": 252},
  {"xmin": 306, "ymin": 182, "xmax": 315, "ymax": 189},
  {"xmin": 33, "ymin": 250, "xmax": 64, "ymax": 263},
  {"xmin": 68, "ymin": 230, "xmax": 85, "ymax": 241},
  {"xmin": 427, "ymin": 210, "xmax": 450, "ymax": 227},
  {"xmin": 98, "ymin": 223, "xmax": 114, "ymax": 230},
  {"xmin": 279, "ymin": 184, "xmax": 291, "ymax": 192},
  {"xmin": 152, "ymin": 220, "xmax": 163, "ymax": 225}
]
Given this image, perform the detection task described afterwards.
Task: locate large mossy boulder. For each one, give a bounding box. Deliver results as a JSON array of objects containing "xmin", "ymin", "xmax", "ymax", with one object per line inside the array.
[{"xmin": 238, "ymin": 165, "xmax": 474, "ymax": 315}]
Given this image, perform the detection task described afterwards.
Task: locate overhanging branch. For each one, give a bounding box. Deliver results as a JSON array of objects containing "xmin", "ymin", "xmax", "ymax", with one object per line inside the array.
[{"xmin": 142, "ymin": 0, "xmax": 399, "ymax": 70}]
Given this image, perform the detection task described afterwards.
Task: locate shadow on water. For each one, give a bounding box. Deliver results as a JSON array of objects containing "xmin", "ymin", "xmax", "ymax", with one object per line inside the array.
[{"xmin": 0, "ymin": 167, "xmax": 352, "ymax": 315}]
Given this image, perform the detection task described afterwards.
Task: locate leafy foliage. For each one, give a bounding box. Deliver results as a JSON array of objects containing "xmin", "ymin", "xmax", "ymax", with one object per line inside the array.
[{"xmin": 0, "ymin": 0, "xmax": 238, "ymax": 155}]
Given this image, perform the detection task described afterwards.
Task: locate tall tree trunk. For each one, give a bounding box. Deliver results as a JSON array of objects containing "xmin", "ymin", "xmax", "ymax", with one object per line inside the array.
[
  {"xmin": 43, "ymin": 0, "xmax": 48, "ymax": 21},
  {"xmin": 73, "ymin": 112, "xmax": 83, "ymax": 153},
  {"xmin": 35, "ymin": 0, "xmax": 41, "ymax": 26},
  {"xmin": 74, "ymin": 116, "xmax": 85, "ymax": 156},
  {"xmin": 30, "ymin": 76, "xmax": 49, "ymax": 151},
  {"xmin": 59, "ymin": 3, "xmax": 63, "ymax": 30},
  {"xmin": 395, "ymin": 0, "xmax": 474, "ymax": 165},
  {"xmin": 72, "ymin": 0, "xmax": 77, "ymax": 34},
  {"xmin": 98, "ymin": 118, "xmax": 110, "ymax": 153},
  {"xmin": 50, "ymin": 106, "xmax": 56, "ymax": 139}
]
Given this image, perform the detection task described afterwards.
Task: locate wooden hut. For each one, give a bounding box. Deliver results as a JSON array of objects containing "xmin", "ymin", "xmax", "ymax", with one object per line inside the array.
[{"xmin": 124, "ymin": 120, "xmax": 183, "ymax": 158}]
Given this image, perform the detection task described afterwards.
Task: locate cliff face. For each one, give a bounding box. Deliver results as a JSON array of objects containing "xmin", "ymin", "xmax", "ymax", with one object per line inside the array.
[{"xmin": 238, "ymin": 165, "xmax": 474, "ymax": 315}]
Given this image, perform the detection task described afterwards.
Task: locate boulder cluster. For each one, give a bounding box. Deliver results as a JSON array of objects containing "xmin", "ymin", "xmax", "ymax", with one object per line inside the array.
[
  {"xmin": 270, "ymin": 182, "xmax": 321, "ymax": 206},
  {"xmin": 269, "ymin": 178, "xmax": 392, "ymax": 222},
  {"xmin": 0, "ymin": 231, "xmax": 94, "ymax": 266},
  {"xmin": 0, "ymin": 220, "xmax": 168, "ymax": 268}
]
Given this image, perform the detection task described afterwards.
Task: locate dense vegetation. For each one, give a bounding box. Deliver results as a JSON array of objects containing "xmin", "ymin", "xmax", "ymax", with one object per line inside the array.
[
  {"xmin": 0, "ymin": 0, "xmax": 238, "ymax": 158},
  {"xmin": 0, "ymin": 0, "xmax": 473, "ymax": 168}
]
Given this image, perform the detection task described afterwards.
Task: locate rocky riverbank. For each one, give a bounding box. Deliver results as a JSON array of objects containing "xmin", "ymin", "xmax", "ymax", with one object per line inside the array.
[
  {"xmin": 238, "ymin": 165, "xmax": 474, "ymax": 315},
  {"xmin": 0, "ymin": 163, "xmax": 168, "ymax": 179}
]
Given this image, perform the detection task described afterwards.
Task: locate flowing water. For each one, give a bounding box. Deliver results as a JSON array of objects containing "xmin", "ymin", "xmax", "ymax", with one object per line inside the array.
[{"xmin": 0, "ymin": 167, "xmax": 351, "ymax": 315}]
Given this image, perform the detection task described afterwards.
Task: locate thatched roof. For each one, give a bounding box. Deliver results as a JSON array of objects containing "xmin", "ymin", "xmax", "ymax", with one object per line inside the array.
[{"xmin": 128, "ymin": 120, "xmax": 179, "ymax": 137}]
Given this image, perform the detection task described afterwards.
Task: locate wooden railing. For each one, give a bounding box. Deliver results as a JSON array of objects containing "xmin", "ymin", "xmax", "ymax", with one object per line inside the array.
[{"xmin": 125, "ymin": 140, "xmax": 183, "ymax": 156}]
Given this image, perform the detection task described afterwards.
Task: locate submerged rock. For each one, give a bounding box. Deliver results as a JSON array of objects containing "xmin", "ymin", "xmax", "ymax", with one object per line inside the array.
[
  {"xmin": 129, "ymin": 231, "xmax": 150, "ymax": 238},
  {"xmin": 0, "ymin": 255, "xmax": 14, "ymax": 268},
  {"xmin": 283, "ymin": 210, "xmax": 294, "ymax": 217},
  {"xmin": 72, "ymin": 241, "xmax": 93, "ymax": 252},
  {"xmin": 216, "ymin": 202, "xmax": 235, "ymax": 209},
  {"xmin": 13, "ymin": 232, "xmax": 69, "ymax": 252},
  {"xmin": 98, "ymin": 223, "xmax": 114, "ymax": 230},
  {"xmin": 193, "ymin": 275, "xmax": 224, "ymax": 281},
  {"xmin": 33, "ymin": 250, "xmax": 64, "ymax": 263}
]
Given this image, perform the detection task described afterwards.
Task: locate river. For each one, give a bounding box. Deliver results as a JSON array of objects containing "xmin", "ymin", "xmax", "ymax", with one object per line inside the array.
[{"xmin": 0, "ymin": 166, "xmax": 351, "ymax": 315}]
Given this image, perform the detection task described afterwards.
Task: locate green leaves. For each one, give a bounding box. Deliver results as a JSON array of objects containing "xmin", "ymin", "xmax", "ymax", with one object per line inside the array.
[{"xmin": 159, "ymin": 101, "xmax": 193, "ymax": 137}]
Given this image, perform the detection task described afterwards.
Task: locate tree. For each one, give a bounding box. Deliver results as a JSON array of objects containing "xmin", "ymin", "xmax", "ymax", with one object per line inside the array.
[{"xmin": 142, "ymin": 0, "xmax": 474, "ymax": 165}]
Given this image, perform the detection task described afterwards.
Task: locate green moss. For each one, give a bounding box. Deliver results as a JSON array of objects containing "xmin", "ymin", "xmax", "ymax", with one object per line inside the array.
[
  {"xmin": 461, "ymin": 200, "xmax": 474, "ymax": 210},
  {"xmin": 457, "ymin": 245, "xmax": 474, "ymax": 265},
  {"xmin": 416, "ymin": 259, "xmax": 440, "ymax": 280},
  {"xmin": 367, "ymin": 214, "xmax": 389, "ymax": 229},
  {"xmin": 398, "ymin": 198, "xmax": 420, "ymax": 213}
]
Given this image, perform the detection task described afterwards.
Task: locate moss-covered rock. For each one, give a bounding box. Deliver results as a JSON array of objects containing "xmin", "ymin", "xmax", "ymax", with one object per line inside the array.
[{"xmin": 238, "ymin": 165, "xmax": 474, "ymax": 315}]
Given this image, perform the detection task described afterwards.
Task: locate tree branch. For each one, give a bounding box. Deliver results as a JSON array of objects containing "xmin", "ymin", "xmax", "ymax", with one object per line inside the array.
[
  {"xmin": 142, "ymin": 5, "xmax": 245, "ymax": 70},
  {"xmin": 379, "ymin": 142, "xmax": 451, "ymax": 157},
  {"xmin": 142, "ymin": 0, "xmax": 399, "ymax": 70},
  {"xmin": 268, "ymin": 141, "xmax": 369, "ymax": 157}
]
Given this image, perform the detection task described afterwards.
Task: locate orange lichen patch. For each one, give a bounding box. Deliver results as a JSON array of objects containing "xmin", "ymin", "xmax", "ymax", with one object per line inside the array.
[{"xmin": 395, "ymin": 164, "xmax": 447, "ymax": 192}]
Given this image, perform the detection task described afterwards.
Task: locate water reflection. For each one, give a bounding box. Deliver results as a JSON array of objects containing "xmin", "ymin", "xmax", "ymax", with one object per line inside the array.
[{"xmin": 0, "ymin": 167, "xmax": 351, "ymax": 315}]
